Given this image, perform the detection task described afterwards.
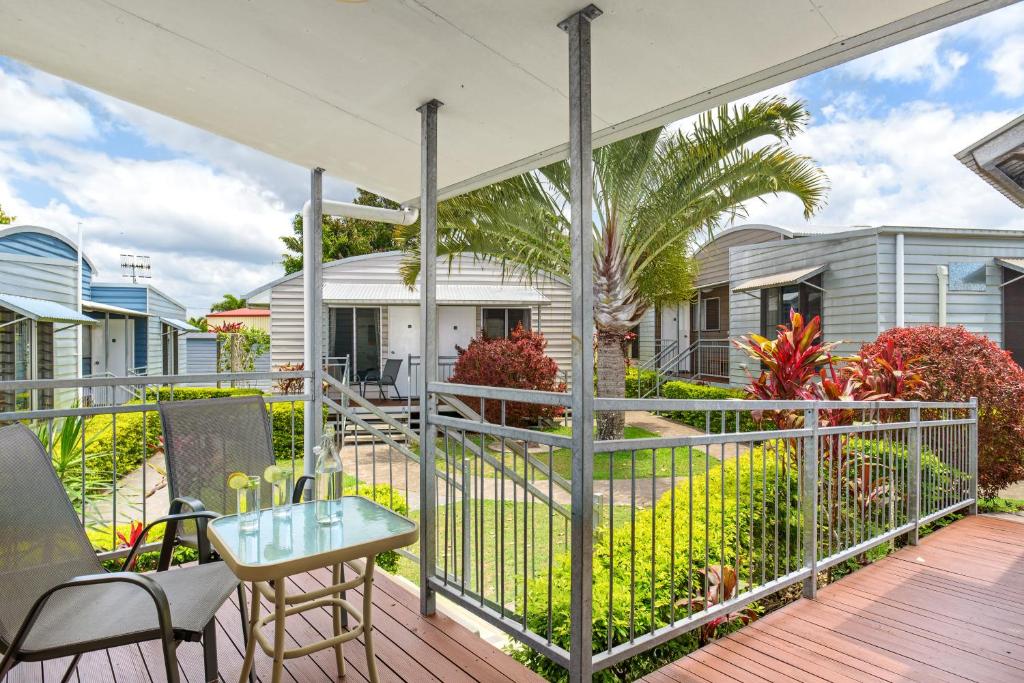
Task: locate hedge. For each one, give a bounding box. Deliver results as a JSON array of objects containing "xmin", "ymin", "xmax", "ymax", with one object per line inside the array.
[
  {"xmin": 624, "ymin": 368, "xmax": 766, "ymax": 434},
  {"xmin": 144, "ymin": 386, "xmax": 264, "ymax": 402},
  {"xmin": 512, "ymin": 444, "xmax": 800, "ymax": 680},
  {"xmin": 83, "ymin": 389, "xmax": 307, "ymax": 482}
]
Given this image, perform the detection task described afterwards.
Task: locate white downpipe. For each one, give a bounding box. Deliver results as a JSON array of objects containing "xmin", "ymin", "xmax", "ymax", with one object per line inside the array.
[
  {"xmin": 895, "ymin": 233, "xmax": 905, "ymax": 328},
  {"xmin": 321, "ymin": 199, "xmax": 418, "ymax": 225},
  {"xmin": 937, "ymin": 265, "xmax": 948, "ymax": 326}
]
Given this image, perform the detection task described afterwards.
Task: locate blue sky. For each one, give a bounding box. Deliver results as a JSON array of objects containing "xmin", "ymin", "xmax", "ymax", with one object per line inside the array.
[{"xmin": 1, "ymin": 4, "xmax": 1024, "ymax": 315}]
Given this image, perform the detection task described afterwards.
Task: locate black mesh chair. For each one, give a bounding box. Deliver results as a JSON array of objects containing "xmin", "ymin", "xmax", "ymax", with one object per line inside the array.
[
  {"xmin": 362, "ymin": 358, "xmax": 403, "ymax": 400},
  {"xmin": 0, "ymin": 423, "xmax": 237, "ymax": 683}
]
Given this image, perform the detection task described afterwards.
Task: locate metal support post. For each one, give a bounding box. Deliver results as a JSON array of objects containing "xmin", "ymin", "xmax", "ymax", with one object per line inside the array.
[
  {"xmin": 418, "ymin": 98, "xmax": 442, "ymax": 616},
  {"xmin": 303, "ymin": 168, "xmax": 324, "ymax": 478},
  {"xmin": 801, "ymin": 406, "xmax": 818, "ymax": 599},
  {"xmin": 968, "ymin": 396, "xmax": 978, "ymax": 514},
  {"xmin": 560, "ymin": 4, "xmax": 601, "ymax": 681},
  {"xmin": 908, "ymin": 405, "xmax": 921, "ymax": 545}
]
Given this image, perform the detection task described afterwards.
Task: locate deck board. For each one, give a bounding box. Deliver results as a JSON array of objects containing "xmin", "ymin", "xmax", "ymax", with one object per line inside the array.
[
  {"xmin": 5, "ymin": 568, "xmax": 541, "ymax": 683},
  {"xmin": 642, "ymin": 515, "xmax": 1024, "ymax": 683}
]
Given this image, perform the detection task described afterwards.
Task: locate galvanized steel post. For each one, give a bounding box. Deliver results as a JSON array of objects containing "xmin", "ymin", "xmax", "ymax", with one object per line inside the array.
[
  {"xmin": 560, "ymin": 4, "xmax": 601, "ymax": 681},
  {"xmin": 801, "ymin": 406, "xmax": 818, "ymax": 599},
  {"xmin": 908, "ymin": 404, "xmax": 921, "ymax": 545},
  {"xmin": 303, "ymin": 167, "xmax": 324, "ymax": 478},
  {"xmin": 968, "ymin": 396, "xmax": 978, "ymax": 515},
  {"xmin": 418, "ymin": 98, "xmax": 442, "ymax": 616}
]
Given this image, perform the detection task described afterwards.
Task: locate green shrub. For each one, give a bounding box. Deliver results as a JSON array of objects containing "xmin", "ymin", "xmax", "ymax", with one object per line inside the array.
[
  {"xmin": 347, "ymin": 483, "xmax": 409, "ymax": 572},
  {"xmin": 625, "ymin": 369, "xmax": 765, "ymax": 434},
  {"xmin": 512, "ymin": 444, "xmax": 800, "ymax": 680},
  {"xmin": 144, "ymin": 386, "xmax": 263, "ymax": 402}
]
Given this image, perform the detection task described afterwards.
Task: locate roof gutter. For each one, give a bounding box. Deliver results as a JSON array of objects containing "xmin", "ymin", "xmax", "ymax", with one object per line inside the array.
[{"xmin": 301, "ymin": 199, "xmax": 419, "ymax": 226}]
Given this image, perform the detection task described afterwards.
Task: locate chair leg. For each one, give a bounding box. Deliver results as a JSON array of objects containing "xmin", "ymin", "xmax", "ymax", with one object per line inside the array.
[
  {"xmin": 202, "ymin": 619, "xmax": 218, "ymax": 683},
  {"xmin": 161, "ymin": 635, "xmax": 181, "ymax": 683},
  {"xmin": 0, "ymin": 650, "xmax": 19, "ymax": 682},
  {"xmin": 236, "ymin": 583, "xmax": 255, "ymax": 683},
  {"xmin": 60, "ymin": 654, "xmax": 82, "ymax": 683}
]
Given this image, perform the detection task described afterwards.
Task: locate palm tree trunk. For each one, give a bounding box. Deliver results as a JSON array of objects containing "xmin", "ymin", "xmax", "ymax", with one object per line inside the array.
[{"xmin": 596, "ymin": 330, "xmax": 626, "ymax": 440}]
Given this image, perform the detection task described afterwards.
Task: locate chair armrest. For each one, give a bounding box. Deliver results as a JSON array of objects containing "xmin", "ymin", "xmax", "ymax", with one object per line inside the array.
[
  {"xmin": 169, "ymin": 496, "xmax": 207, "ymax": 514},
  {"xmin": 6, "ymin": 572, "xmax": 175, "ymax": 661},
  {"xmin": 139, "ymin": 510, "xmax": 220, "ymax": 572},
  {"xmin": 293, "ymin": 475, "xmax": 314, "ymax": 503}
]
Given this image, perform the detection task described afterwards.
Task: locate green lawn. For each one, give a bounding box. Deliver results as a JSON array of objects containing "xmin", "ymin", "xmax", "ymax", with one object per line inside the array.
[{"xmin": 433, "ymin": 424, "xmax": 717, "ymax": 481}]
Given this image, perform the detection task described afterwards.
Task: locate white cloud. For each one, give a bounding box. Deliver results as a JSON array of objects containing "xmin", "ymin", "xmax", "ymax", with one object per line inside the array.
[
  {"xmin": 986, "ymin": 35, "xmax": 1024, "ymax": 97},
  {"xmin": 842, "ymin": 32, "xmax": 968, "ymax": 92},
  {"xmin": 0, "ymin": 66, "xmax": 96, "ymax": 139},
  {"xmin": 740, "ymin": 101, "xmax": 1024, "ymax": 231}
]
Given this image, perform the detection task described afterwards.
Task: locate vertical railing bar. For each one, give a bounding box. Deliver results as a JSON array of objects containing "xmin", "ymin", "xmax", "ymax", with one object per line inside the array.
[
  {"xmin": 629, "ymin": 448, "xmax": 636, "ymax": 643},
  {"xmin": 81, "ymin": 412, "xmax": 88, "ymax": 525},
  {"xmin": 669, "ymin": 446, "xmax": 676, "ymax": 626},
  {"xmin": 688, "ymin": 444, "xmax": 693, "ymax": 619},
  {"xmin": 547, "ymin": 443, "xmax": 554, "ymax": 644},
  {"xmin": 607, "ymin": 445, "xmax": 614, "ymax": 653},
  {"xmin": 650, "ymin": 447, "xmax": 656, "ymax": 633},
  {"xmin": 801, "ymin": 406, "xmax": 818, "ymax": 598},
  {"xmin": 112, "ymin": 411, "xmax": 118, "ymax": 549}
]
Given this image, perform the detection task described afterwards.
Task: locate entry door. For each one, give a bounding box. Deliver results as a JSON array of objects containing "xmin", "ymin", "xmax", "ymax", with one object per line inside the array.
[
  {"xmin": 1005, "ymin": 269, "xmax": 1024, "ymax": 366},
  {"xmin": 387, "ymin": 306, "xmax": 420, "ymax": 395},
  {"xmin": 660, "ymin": 304, "xmax": 690, "ymax": 372},
  {"xmin": 92, "ymin": 319, "xmax": 133, "ymax": 376},
  {"xmin": 438, "ymin": 306, "xmax": 476, "ymax": 374}
]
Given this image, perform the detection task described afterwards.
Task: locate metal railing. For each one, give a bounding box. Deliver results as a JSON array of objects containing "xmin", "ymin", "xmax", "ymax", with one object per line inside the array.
[
  {"xmin": 636, "ymin": 340, "xmax": 731, "ymax": 398},
  {"xmin": 413, "ymin": 387, "xmax": 977, "ymax": 674},
  {"xmin": 0, "ymin": 370, "xmax": 312, "ymax": 560}
]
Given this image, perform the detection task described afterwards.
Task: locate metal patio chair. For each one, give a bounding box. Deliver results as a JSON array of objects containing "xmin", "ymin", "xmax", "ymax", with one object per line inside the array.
[
  {"xmin": 0, "ymin": 423, "xmax": 237, "ymax": 683},
  {"xmin": 362, "ymin": 358, "xmax": 403, "ymax": 400}
]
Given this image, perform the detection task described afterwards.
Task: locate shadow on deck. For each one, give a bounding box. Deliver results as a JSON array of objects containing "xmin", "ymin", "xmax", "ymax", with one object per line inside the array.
[
  {"xmin": 643, "ymin": 514, "xmax": 1024, "ymax": 683},
  {"xmin": 6, "ymin": 568, "xmax": 542, "ymax": 683}
]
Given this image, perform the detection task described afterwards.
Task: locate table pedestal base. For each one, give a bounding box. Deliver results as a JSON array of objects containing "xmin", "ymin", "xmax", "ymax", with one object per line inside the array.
[{"xmin": 237, "ymin": 558, "xmax": 376, "ymax": 683}]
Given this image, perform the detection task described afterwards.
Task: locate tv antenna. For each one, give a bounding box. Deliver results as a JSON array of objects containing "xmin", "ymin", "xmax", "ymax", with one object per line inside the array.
[{"xmin": 120, "ymin": 254, "xmax": 152, "ymax": 283}]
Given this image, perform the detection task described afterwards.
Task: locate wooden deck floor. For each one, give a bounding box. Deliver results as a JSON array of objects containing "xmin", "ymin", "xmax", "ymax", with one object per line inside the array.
[
  {"xmin": 5, "ymin": 568, "xmax": 542, "ymax": 683},
  {"xmin": 643, "ymin": 514, "xmax": 1024, "ymax": 683}
]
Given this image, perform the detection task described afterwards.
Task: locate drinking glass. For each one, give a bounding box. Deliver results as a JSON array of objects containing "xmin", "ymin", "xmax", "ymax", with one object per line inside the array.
[
  {"xmin": 271, "ymin": 470, "xmax": 294, "ymax": 518},
  {"xmin": 237, "ymin": 475, "xmax": 261, "ymax": 532}
]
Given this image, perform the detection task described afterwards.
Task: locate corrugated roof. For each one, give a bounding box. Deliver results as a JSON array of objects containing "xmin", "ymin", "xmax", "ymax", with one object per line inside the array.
[
  {"xmin": 208, "ymin": 308, "xmax": 270, "ymax": 317},
  {"xmin": 161, "ymin": 317, "xmax": 199, "ymax": 331},
  {"xmin": 996, "ymin": 257, "xmax": 1024, "ymax": 274},
  {"xmin": 0, "ymin": 293, "xmax": 95, "ymax": 325},
  {"xmin": 733, "ymin": 265, "xmax": 826, "ymax": 293},
  {"xmin": 322, "ymin": 283, "xmax": 549, "ymax": 306},
  {"xmin": 83, "ymin": 300, "xmax": 150, "ymax": 317}
]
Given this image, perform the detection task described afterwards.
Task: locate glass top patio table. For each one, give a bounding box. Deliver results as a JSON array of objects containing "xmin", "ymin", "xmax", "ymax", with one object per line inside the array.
[{"xmin": 207, "ymin": 496, "xmax": 418, "ymax": 582}]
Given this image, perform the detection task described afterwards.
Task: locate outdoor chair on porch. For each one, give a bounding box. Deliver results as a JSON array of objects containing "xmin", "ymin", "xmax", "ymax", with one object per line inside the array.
[
  {"xmin": 0, "ymin": 423, "xmax": 238, "ymax": 683},
  {"xmin": 360, "ymin": 358, "xmax": 403, "ymax": 400}
]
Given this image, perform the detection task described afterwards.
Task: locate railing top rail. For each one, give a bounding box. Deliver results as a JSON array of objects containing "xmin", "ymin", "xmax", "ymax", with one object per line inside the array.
[
  {"xmin": 0, "ymin": 392, "xmax": 313, "ymax": 422},
  {"xmin": 597, "ymin": 397, "xmax": 976, "ymax": 411},
  {"xmin": 0, "ymin": 370, "xmax": 312, "ymax": 391},
  {"xmin": 428, "ymin": 381, "xmax": 572, "ymax": 407}
]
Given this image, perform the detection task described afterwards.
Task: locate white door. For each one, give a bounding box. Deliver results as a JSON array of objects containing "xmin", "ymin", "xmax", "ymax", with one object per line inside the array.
[
  {"xmin": 387, "ymin": 306, "xmax": 420, "ymax": 396},
  {"xmin": 438, "ymin": 306, "xmax": 475, "ymax": 377},
  {"xmin": 660, "ymin": 305, "xmax": 690, "ymax": 372},
  {"xmin": 92, "ymin": 318, "xmax": 133, "ymax": 376}
]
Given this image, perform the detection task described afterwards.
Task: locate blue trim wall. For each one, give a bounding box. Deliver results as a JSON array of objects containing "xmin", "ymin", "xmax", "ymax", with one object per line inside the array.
[
  {"xmin": 91, "ymin": 285, "xmax": 149, "ymax": 367},
  {"xmin": 0, "ymin": 231, "xmax": 93, "ymax": 298}
]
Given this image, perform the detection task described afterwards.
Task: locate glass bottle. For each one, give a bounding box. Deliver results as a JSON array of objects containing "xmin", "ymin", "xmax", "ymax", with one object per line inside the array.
[{"xmin": 315, "ymin": 428, "xmax": 344, "ymax": 524}]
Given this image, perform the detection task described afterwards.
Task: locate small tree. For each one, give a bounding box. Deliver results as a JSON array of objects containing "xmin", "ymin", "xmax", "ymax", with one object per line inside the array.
[
  {"xmin": 860, "ymin": 326, "xmax": 1024, "ymax": 496},
  {"xmin": 210, "ymin": 294, "xmax": 247, "ymax": 312},
  {"xmin": 0, "ymin": 201, "xmax": 14, "ymax": 225},
  {"xmin": 449, "ymin": 325, "xmax": 565, "ymax": 428},
  {"xmin": 212, "ymin": 322, "xmax": 271, "ymax": 375}
]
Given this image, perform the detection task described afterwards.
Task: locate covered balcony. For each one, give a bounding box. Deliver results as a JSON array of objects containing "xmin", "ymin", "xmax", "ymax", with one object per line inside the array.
[{"xmin": 0, "ymin": 2, "xmax": 1020, "ymax": 683}]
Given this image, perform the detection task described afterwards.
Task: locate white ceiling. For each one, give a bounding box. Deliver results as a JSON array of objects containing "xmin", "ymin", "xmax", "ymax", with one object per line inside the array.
[{"xmin": 1, "ymin": 0, "xmax": 1015, "ymax": 203}]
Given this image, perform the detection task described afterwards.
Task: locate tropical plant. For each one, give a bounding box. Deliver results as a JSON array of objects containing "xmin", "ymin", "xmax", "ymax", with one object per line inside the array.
[
  {"xmin": 399, "ymin": 97, "xmax": 827, "ymax": 439},
  {"xmin": 116, "ymin": 520, "xmax": 147, "ymax": 571},
  {"xmin": 860, "ymin": 326, "xmax": 1024, "ymax": 496},
  {"xmin": 187, "ymin": 315, "xmax": 209, "ymax": 331},
  {"xmin": 213, "ymin": 324, "xmax": 271, "ymax": 373},
  {"xmin": 274, "ymin": 362, "xmax": 306, "ymax": 395},
  {"xmin": 34, "ymin": 412, "xmax": 107, "ymax": 508},
  {"xmin": 449, "ymin": 324, "xmax": 566, "ymax": 427},
  {"xmin": 282, "ymin": 188, "xmax": 402, "ymax": 274},
  {"xmin": 678, "ymin": 565, "xmax": 758, "ymax": 647},
  {"xmin": 210, "ymin": 293, "xmax": 247, "ymax": 312}
]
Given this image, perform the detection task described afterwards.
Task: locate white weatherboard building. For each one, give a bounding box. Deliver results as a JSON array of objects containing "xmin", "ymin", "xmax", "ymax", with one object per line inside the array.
[{"xmin": 246, "ymin": 252, "xmax": 571, "ymax": 396}]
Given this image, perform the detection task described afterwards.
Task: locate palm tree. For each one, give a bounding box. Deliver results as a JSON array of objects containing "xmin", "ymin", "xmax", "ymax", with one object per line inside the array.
[{"xmin": 400, "ymin": 97, "xmax": 828, "ymax": 439}]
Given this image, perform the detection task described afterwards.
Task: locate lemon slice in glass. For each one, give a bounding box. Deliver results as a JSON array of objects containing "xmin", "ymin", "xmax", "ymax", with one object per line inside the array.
[
  {"xmin": 264, "ymin": 464, "xmax": 285, "ymax": 484},
  {"xmin": 227, "ymin": 471, "xmax": 250, "ymax": 490}
]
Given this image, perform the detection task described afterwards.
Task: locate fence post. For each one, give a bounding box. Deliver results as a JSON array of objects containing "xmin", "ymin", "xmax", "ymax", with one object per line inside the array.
[
  {"xmin": 968, "ymin": 397, "xmax": 978, "ymax": 515},
  {"xmin": 908, "ymin": 405, "xmax": 921, "ymax": 545},
  {"xmin": 801, "ymin": 406, "xmax": 818, "ymax": 599}
]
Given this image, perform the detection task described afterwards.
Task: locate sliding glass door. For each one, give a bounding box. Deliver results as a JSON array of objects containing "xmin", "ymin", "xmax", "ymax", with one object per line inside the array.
[{"xmin": 329, "ymin": 307, "xmax": 381, "ymax": 379}]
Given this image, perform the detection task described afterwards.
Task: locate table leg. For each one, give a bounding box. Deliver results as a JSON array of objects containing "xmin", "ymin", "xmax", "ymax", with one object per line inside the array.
[
  {"xmin": 238, "ymin": 584, "xmax": 261, "ymax": 683},
  {"xmin": 363, "ymin": 558, "xmax": 378, "ymax": 683},
  {"xmin": 331, "ymin": 563, "xmax": 346, "ymax": 678},
  {"xmin": 272, "ymin": 580, "xmax": 287, "ymax": 683}
]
